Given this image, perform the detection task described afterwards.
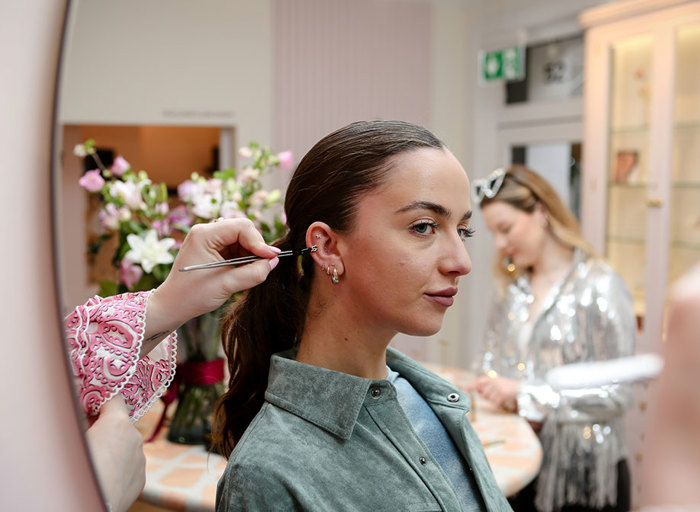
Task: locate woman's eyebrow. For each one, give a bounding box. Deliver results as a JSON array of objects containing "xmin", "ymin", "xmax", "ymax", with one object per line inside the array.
[
  {"xmin": 396, "ymin": 201, "xmax": 472, "ymax": 222},
  {"xmin": 396, "ymin": 200, "xmax": 450, "ymax": 217}
]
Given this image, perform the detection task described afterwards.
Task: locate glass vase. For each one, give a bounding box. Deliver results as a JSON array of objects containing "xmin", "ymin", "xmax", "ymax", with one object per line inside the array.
[
  {"xmin": 167, "ymin": 358, "xmax": 225, "ymax": 446},
  {"xmin": 168, "ymin": 310, "xmax": 226, "ymax": 447}
]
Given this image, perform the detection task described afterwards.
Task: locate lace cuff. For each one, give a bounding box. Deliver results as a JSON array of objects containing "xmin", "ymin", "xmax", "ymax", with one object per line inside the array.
[{"xmin": 64, "ymin": 290, "xmax": 177, "ymax": 422}]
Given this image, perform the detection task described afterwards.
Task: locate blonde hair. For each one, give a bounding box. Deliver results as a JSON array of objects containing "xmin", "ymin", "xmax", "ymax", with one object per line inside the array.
[{"xmin": 479, "ymin": 165, "xmax": 597, "ymax": 285}]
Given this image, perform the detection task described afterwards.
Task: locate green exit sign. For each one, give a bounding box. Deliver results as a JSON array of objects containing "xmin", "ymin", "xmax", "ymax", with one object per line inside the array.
[{"xmin": 481, "ymin": 46, "xmax": 525, "ymax": 81}]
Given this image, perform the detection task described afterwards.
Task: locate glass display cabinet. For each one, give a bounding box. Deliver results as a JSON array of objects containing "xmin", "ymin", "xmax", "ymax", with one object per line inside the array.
[
  {"xmin": 581, "ymin": 0, "xmax": 700, "ymax": 352},
  {"xmin": 581, "ymin": 2, "xmax": 700, "ymax": 506}
]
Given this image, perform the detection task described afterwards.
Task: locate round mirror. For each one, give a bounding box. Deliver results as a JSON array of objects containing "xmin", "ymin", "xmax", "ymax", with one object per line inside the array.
[{"xmin": 54, "ymin": 1, "xmax": 452, "ymax": 510}]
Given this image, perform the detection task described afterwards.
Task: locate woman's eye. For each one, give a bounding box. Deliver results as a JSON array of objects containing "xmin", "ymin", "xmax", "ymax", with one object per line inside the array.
[
  {"xmin": 411, "ymin": 221, "xmax": 438, "ymax": 236},
  {"xmin": 458, "ymin": 227, "xmax": 475, "ymax": 241}
]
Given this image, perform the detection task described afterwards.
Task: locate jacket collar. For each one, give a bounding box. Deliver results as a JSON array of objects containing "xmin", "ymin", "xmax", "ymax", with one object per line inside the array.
[{"xmin": 264, "ymin": 347, "xmax": 470, "ymax": 440}]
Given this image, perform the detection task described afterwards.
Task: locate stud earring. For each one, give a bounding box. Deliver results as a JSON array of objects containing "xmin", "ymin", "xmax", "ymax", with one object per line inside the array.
[
  {"xmin": 331, "ymin": 268, "xmax": 339, "ymax": 285},
  {"xmin": 316, "ymin": 234, "xmax": 322, "ymax": 239}
]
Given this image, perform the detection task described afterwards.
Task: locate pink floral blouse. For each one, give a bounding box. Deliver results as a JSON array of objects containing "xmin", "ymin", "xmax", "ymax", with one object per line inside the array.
[{"xmin": 64, "ymin": 290, "xmax": 177, "ymax": 422}]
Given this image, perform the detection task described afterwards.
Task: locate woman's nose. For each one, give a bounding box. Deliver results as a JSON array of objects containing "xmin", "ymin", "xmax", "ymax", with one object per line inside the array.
[
  {"xmin": 493, "ymin": 233, "xmax": 507, "ymax": 251},
  {"xmin": 441, "ymin": 235, "xmax": 472, "ymax": 276}
]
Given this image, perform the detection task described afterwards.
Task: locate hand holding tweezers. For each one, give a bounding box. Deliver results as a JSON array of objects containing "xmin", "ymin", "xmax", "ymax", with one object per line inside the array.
[{"xmin": 179, "ymin": 245, "xmax": 317, "ymax": 272}]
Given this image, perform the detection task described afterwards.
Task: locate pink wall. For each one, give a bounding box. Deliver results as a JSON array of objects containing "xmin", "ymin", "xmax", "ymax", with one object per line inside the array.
[
  {"xmin": 0, "ymin": 1, "xmax": 104, "ymax": 510},
  {"xmin": 273, "ymin": 0, "xmax": 432, "ymax": 159}
]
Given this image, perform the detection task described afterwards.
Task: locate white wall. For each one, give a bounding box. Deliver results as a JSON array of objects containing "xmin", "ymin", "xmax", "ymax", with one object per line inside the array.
[
  {"xmin": 59, "ymin": 0, "xmax": 273, "ymax": 148},
  {"xmin": 0, "ymin": 0, "xmax": 103, "ymax": 510}
]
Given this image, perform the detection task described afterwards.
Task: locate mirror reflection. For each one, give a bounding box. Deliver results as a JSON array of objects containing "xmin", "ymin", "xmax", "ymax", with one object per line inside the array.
[{"xmin": 55, "ymin": 1, "xmax": 700, "ymax": 512}]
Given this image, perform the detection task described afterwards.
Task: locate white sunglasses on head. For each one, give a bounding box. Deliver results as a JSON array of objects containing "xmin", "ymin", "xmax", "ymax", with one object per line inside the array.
[{"xmin": 472, "ymin": 168, "xmax": 506, "ymax": 205}]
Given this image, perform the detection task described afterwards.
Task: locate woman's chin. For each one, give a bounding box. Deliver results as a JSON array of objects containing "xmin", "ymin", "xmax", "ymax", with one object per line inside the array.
[{"xmin": 401, "ymin": 322, "xmax": 443, "ymax": 338}]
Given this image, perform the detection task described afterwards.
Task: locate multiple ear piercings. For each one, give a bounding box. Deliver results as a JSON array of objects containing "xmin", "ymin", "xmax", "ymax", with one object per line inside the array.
[
  {"xmin": 320, "ymin": 263, "xmax": 340, "ymax": 284},
  {"xmin": 314, "ymin": 233, "xmax": 339, "ymax": 284}
]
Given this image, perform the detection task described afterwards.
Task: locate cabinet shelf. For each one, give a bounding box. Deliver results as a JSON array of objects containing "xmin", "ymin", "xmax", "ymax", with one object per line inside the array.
[
  {"xmin": 607, "ymin": 181, "xmax": 648, "ymax": 189},
  {"xmin": 607, "ymin": 235, "xmax": 700, "ymax": 251},
  {"xmin": 672, "ymin": 181, "xmax": 700, "ymax": 188},
  {"xmin": 606, "ymin": 181, "xmax": 700, "ymax": 189},
  {"xmin": 674, "ymin": 120, "xmax": 700, "ymax": 130},
  {"xmin": 609, "ymin": 124, "xmax": 649, "ymax": 135},
  {"xmin": 606, "ymin": 235, "xmax": 645, "ymax": 245},
  {"xmin": 672, "ymin": 240, "xmax": 700, "ymax": 251}
]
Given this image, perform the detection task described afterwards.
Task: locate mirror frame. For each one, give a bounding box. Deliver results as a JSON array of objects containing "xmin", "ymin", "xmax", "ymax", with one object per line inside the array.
[{"xmin": 0, "ymin": 0, "xmax": 104, "ymax": 510}]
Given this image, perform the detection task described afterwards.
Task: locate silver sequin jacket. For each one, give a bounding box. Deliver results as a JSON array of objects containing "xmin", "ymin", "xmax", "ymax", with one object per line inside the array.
[{"xmin": 479, "ymin": 251, "xmax": 636, "ymax": 511}]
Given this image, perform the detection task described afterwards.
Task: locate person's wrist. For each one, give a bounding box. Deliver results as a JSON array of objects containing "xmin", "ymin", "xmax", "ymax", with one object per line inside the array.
[{"xmin": 147, "ymin": 286, "xmax": 185, "ymax": 337}]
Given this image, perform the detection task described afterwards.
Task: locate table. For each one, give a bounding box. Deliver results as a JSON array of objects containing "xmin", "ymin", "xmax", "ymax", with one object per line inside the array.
[{"xmin": 134, "ymin": 364, "xmax": 542, "ymax": 511}]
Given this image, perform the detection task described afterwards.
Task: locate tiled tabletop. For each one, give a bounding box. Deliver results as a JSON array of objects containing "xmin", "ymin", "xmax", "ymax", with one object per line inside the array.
[{"xmin": 135, "ymin": 364, "xmax": 542, "ymax": 511}]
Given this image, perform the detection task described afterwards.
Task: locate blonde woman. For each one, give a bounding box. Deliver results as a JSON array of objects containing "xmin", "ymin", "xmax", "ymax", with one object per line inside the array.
[{"xmin": 467, "ymin": 166, "xmax": 636, "ymax": 512}]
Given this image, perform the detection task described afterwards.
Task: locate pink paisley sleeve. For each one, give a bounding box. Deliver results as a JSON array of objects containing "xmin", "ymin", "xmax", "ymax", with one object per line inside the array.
[{"xmin": 64, "ymin": 290, "xmax": 177, "ymax": 422}]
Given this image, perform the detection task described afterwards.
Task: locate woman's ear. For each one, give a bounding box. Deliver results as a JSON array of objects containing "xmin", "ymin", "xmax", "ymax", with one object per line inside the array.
[
  {"xmin": 534, "ymin": 202, "xmax": 550, "ymax": 229},
  {"xmin": 306, "ymin": 222, "xmax": 344, "ymax": 276}
]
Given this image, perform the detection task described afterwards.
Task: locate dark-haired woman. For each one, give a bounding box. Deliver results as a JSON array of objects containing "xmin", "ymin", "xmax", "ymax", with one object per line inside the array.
[
  {"xmin": 466, "ymin": 166, "xmax": 636, "ymax": 512},
  {"xmin": 213, "ymin": 120, "xmax": 511, "ymax": 511}
]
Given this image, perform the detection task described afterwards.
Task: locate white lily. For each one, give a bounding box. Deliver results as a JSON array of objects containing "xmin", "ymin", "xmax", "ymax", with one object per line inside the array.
[{"xmin": 124, "ymin": 230, "xmax": 176, "ymax": 273}]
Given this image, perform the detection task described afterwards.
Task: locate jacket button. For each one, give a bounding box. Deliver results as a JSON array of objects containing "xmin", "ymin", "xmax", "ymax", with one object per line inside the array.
[
  {"xmin": 370, "ymin": 387, "xmax": 381, "ymax": 398},
  {"xmin": 419, "ymin": 457, "xmax": 427, "ymax": 465},
  {"xmin": 447, "ymin": 392, "xmax": 460, "ymax": 402}
]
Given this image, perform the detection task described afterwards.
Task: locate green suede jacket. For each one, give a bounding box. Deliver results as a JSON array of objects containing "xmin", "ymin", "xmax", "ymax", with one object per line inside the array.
[{"xmin": 216, "ymin": 347, "xmax": 513, "ymax": 512}]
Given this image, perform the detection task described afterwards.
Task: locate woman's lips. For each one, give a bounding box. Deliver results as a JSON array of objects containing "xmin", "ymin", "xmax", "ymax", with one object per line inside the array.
[
  {"xmin": 425, "ymin": 287, "xmax": 458, "ymax": 307},
  {"xmin": 426, "ymin": 295, "xmax": 454, "ymax": 307}
]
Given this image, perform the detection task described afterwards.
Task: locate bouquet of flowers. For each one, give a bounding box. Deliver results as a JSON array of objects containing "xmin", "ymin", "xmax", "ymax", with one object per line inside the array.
[
  {"xmin": 76, "ymin": 139, "xmax": 291, "ymax": 444},
  {"xmin": 77, "ymin": 139, "xmax": 290, "ymax": 299}
]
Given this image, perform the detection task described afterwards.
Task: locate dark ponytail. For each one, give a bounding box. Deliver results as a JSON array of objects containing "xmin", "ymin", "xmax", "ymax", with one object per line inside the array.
[{"xmin": 212, "ymin": 120, "xmax": 445, "ymax": 457}]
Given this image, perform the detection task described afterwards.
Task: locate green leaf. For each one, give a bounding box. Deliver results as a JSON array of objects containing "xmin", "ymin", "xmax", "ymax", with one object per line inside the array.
[
  {"xmin": 98, "ymin": 280, "xmax": 119, "ymax": 297},
  {"xmin": 126, "ymin": 220, "xmax": 144, "ymax": 234},
  {"xmin": 88, "ymin": 233, "xmax": 114, "ymax": 255},
  {"xmin": 131, "ymin": 273, "xmax": 160, "ymax": 292},
  {"xmin": 151, "ymin": 263, "xmax": 171, "ymax": 282}
]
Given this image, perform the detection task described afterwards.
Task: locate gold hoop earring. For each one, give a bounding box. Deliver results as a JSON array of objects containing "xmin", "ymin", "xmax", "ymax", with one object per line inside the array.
[{"xmin": 331, "ymin": 268, "xmax": 339, "ymax": 285}]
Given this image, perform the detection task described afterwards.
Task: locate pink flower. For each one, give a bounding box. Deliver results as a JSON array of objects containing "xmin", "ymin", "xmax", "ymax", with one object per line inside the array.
[
  {"xmin": 177, "ymin": 180, "xmax": 200, "ymax": 202},
  {"xmin": 277, "ymin": 150, "xmax": 294, "ymax": 170},
  {"xmin": 99, "ymin": 203, "xmax": 120, "ymax": 230},
  {"xmin": 239, "ymin": 167, "xmax": 259, "ymax": 185},
  {"xmin": 119, "ymin": 259, "xmax": 143, "ymax": 289},
  {"xmin": 204, "ymin": 178, "xmax": 223, "ymax": 194},
  {"xmin": 152, "ymin": 219, "xmax": 171, "ymax": 237},
  {"xmin": 167, "ymin": 205, "xmax": 193, "ymax": 228},
  {"xmin": 79, "ymin": 169, "xmax": 105, "ymax": 192},
  {"xmin": 110, "ymin": 156, "xmax": 130, "ymax": 176},
  {"xmin": 155, "ymin": 202, "xmax": 169, "ymax": 215}
]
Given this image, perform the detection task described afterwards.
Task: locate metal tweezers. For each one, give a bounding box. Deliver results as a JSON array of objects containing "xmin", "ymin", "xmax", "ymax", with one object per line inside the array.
[{"xmin": 179, "ymin": 245, "xmax": 317, "ymax": 272}]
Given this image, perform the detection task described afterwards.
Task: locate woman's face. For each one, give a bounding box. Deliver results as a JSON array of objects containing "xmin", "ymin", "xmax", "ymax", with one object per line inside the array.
[
  {"xmin": 336, "ymin": 147, "xmax": 472, "ymax": 337},
  {"xmin": 480, "ymin": 200, "xmax": 548, "ymax": 269}
]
